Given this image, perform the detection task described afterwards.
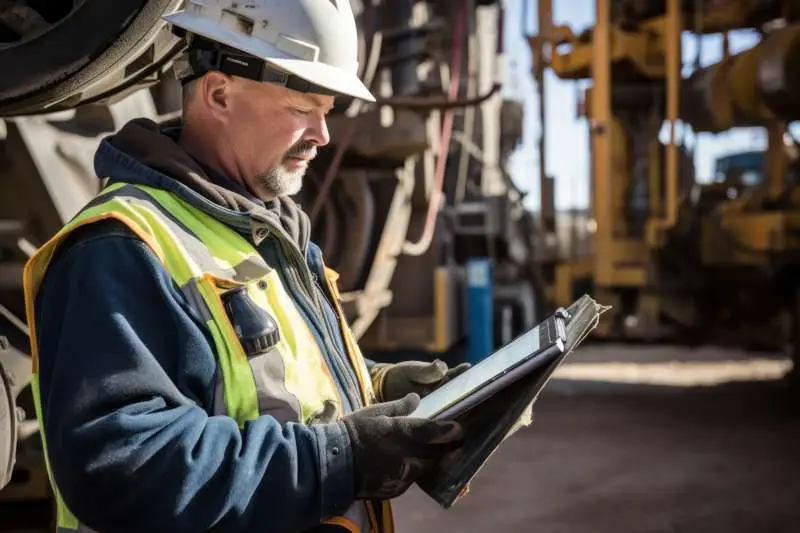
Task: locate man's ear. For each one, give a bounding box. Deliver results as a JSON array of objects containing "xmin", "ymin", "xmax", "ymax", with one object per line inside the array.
[{"xmin": 202, "ymin": 71, "xmax": 231, "ymax": 120}]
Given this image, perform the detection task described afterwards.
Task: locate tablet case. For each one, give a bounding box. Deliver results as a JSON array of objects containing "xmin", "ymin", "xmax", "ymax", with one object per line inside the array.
[{"xmin": 414, "ymin": 294, "xmax": 609, "ymax": 508}]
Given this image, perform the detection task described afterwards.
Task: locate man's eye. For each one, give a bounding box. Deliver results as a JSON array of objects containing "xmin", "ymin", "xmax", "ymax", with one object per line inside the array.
[{"xmin": 294, "ymin": 108, "xmax": 312, "ymax": 115}]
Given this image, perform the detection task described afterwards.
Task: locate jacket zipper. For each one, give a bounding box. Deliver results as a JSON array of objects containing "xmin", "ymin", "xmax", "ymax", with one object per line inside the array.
[
  {"xmin": 253, "ymin": 217, "xmax": 362, "ymax": 411},
  {"xmin": 309, "ymin": 272, "xmax": 363, "ymax": 402}
]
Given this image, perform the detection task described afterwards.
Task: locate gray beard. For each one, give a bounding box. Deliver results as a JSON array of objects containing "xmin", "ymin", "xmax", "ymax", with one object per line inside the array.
[{"xmin": 254, "ymin": 163, "xmax": 304, "ymax": 198}]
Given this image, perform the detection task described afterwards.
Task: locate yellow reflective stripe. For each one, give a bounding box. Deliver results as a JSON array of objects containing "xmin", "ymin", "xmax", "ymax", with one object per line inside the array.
[
  {"xmin": 323, "ymin": 516, "xmax": 361, "ymax": 532},
  {"xmin": 81, "ymin": 188, "xmax": 261, "ymax": 426},
  {"xmin": 324, "ymin": 268, "xmax": 374, "ymax": 406},
  {"xmin": 254, "ymin": 272, "xmax": 341, "ymax": 422},
  {"xmin": 24, "ymin": 211, "xmax": 167, "ymax": 372},
  {"xmin": 91, "ymin": 198, "xmax": 202, "ymax": 286},
  {"xmin": 23, "ymin": 191, "xmax": 257, "ymax": 427},
  {"xmin": 195, "ymin": 275, "xmax": 260, "ymax": 425},
  {"xmin": 24, "ymin": 181, "xmax": 393, "ymax": 533},
  {"xmin": 322, "ymin": 268, "xmax": 393, "ymax": 533},
  {"xmin": 133, "ymin": 184, "xmax": 341, "ymax": 424},
  {"xmin": 380, "ymin": 501, "xmax": 394, "ymax": 533},
  {"xmin": 140, "ymin": 186, "xmax": 261, "ymax": 278}
]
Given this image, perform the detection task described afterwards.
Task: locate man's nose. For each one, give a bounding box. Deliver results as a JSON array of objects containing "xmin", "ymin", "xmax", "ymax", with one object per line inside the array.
[{"xmin": 306, "ymin": 114, "xmax": 330, "ymax": 147}]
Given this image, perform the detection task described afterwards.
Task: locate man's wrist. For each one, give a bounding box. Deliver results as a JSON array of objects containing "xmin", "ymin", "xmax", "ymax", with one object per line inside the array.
[
  {"xmin": 368, "ymin": 362, "xmax": 393, "ymax": 403},
  {"xmin": 311, "ymin": 421, "xmax": 356, "ymax": 520}
]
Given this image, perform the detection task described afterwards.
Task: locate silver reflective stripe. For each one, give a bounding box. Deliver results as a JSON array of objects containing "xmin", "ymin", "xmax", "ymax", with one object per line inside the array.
[
  {"xmin": 247, "ymin": 346, "xmax": 302, "ymax": 423},
  {"xmin": 180, "ymin": 279, "xmax": 213, "ymax": 323},
  {"xmin": 94, "ymin": 184, "xmax": 274, "ymax": 283},
  {"xmin": 343, "ymin": 502, "xmax": 371, "ymax": 532},
  {"xmin": 214, "ymin": 371, "xmax": 227, "ymax": 417},
  {"xmin": 117, "ymin": 187, "xmax": 238, "ymax": 279},
  {"xmin": 122, "ymin": 186, "xmax": 272, "ymax": 281},
  {"xmin": 231, "ymin": 255, "xmax": 272, "ymax": 282}
]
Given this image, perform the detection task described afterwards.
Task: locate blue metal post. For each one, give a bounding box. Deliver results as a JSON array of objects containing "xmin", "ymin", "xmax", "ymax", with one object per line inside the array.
[{"xmin": 466, "ymin": 258, "xmax": 494, "ymax": 364}]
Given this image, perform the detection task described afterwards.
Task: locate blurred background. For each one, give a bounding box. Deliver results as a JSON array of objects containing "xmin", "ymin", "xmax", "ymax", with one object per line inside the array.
[{"xmin": 1, "ymin": 0, "xmax": 799, "ymax": 531}]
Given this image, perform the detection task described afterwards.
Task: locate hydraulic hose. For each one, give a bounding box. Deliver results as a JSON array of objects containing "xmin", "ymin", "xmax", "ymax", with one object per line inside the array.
[{"xmin": 402, "ymin": 1, "xmax": 467, "ymax": 256}]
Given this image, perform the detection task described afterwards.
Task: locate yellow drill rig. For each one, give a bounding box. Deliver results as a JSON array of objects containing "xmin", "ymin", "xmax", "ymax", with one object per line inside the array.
[{"xmin": 530, "ymin": 0, "xmax": 800, "ymax": 373}]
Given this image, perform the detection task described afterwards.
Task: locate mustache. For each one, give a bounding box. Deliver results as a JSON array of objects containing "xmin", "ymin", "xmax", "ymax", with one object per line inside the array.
[{"xmin": 285, "ymin": 141, "xmax": 317, "ymax": 160}]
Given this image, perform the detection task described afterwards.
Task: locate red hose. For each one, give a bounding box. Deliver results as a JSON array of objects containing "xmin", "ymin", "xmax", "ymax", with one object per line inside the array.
[{"xmin": 403, "ymin": 1, "xmax": 467, "ymax": 256}]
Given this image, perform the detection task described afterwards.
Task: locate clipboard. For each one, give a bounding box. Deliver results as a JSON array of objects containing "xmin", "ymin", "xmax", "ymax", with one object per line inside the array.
[{"xmin": 414, "ymin": 294, "xmax": 608, "ymax": 508}]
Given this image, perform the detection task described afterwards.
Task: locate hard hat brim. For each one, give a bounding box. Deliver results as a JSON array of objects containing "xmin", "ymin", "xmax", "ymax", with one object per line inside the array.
[
  {"xmin": 266, "ymin": 56, "xmax": 375, "ymax": 103},
  {"xmin": 164, "ymin": 11, "xmax": 376, "ymax": 102}
]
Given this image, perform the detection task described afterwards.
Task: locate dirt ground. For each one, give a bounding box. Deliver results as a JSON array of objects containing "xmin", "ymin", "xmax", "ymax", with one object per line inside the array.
[{"xmin": 391, "ymin": 344, "xmax": 800, "ymax": 533}]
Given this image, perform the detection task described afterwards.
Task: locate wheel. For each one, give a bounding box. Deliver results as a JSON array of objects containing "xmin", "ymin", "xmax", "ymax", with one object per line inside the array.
[{"xmin": 0, "ymin": 0, "xmax": 184, "ymax": 116}]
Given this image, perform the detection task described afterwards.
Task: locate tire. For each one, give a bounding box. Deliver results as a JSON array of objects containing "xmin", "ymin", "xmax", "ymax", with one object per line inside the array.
[{"xmin": 0, "ymin": 0, "xmax": 184, "ymax": 117}]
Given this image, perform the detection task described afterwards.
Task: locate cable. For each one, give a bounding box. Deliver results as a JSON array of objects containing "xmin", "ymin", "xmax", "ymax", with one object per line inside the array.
[
  {"xmin": 456, "ymin": 2, "xmax": 478, "ymax": 204},
  {"xmin": 402, "ymin": 1, "xmax": 467, "ymax": 256}
]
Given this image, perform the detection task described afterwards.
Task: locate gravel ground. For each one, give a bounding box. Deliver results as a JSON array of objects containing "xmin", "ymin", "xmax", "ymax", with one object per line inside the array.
[{"xmin": 391, "ymin": 344, "xmax": 800, "ymax": 533}]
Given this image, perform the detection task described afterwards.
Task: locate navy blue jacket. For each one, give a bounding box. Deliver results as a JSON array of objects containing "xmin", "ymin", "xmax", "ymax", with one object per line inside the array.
[{"xmin": 34, "ymin": 121, "xmax": 369, "ymax": 533}]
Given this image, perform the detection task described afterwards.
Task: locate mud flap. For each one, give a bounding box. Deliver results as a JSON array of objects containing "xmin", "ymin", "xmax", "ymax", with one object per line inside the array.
[{"xmin": 0, "ymin": 336, "xmax": 19, "ymax": 490}]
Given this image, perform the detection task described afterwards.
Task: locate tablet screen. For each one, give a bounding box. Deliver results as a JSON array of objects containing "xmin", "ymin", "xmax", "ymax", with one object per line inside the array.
[{"xmin": 411, "ymin": 322, "xmax": 546, "ymax": 419}]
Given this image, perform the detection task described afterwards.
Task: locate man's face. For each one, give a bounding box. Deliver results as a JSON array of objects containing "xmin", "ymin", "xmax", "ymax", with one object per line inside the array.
[{"xmin": 212, "ymin": 76, "xmax": 334, "ymax": 199}]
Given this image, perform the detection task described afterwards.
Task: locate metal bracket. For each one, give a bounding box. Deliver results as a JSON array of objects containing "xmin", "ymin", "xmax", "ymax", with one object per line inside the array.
[{"xmin": 0, "ymin": 335, "xmax": 19, "ymax": 490}]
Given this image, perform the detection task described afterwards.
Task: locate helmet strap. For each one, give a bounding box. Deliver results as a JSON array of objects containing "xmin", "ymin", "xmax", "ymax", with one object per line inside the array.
[{"xmin": 180, "ymin": 35, "xmax": 340, "ymax": 97}]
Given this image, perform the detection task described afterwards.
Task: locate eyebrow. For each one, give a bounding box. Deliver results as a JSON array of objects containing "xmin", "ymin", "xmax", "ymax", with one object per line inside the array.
[{"xmin": 307, "ymin": 94, "xmax": 334, "ymax": 112}]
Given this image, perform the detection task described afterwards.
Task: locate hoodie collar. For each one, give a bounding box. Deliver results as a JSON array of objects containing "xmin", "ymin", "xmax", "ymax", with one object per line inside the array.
[{"xmin": 93, "ymin": 118, "xmax": 310, "ymax": 252}]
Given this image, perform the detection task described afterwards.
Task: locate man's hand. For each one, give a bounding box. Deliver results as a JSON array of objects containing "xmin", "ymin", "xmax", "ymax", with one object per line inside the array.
[
  {"xmin": 371, "ymin": 359, "xmax": 471, "ymax": 402},
  {"xmin": 339, "ymin": 393, "xmax": 463, "ymax": 500}
]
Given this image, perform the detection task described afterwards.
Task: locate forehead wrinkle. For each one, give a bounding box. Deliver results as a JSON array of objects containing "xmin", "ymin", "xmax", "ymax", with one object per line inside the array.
[
  {"xmin": 309, "ymin": 93, "xmax": 335, "ymax": 112},
  {"xmin": 285, "ymin": 89, "xmax": 334, "ymax": 112}
]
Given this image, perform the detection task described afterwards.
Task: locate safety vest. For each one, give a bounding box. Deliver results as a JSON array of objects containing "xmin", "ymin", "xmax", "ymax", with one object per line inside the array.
[{"xmin": 23, "ymin": 181, "xmax": 394, "ymax": 533}]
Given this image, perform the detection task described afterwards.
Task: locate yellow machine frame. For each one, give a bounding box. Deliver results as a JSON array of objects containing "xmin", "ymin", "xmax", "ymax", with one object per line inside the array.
[{"xmin": 529, "ymin": 0, "xmax": 800, "ymax": 345}]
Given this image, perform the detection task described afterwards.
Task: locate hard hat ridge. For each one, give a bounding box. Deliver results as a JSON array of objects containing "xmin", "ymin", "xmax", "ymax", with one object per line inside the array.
[{"xmin": 162, "ymin": 0, "xmax": 375, "ymax": 102}]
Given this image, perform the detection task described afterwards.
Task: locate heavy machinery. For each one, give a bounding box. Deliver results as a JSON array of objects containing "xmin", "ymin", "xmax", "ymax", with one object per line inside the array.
[
  {"xmin": 0, "ymin": 0, "xmax": 538, "ymax": 528},
  {"xmin": 528, "ymin": 0, "xmax": 800, "ymax": 371}
]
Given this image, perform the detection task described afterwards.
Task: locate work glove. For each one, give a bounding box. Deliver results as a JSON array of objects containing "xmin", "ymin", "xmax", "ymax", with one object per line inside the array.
[
  {"xmin": 339, "ymin": 393, "xmax": 463, "ymax": 500},
  {"xmin": 371, "ymin": 359, "xmax": 471, "ymax": 402}
]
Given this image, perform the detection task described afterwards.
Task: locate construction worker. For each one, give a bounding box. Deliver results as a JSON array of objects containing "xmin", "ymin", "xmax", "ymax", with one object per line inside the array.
[{"xmin": 22, "ymin": 2, "xmax": 470, "ymax": 532}]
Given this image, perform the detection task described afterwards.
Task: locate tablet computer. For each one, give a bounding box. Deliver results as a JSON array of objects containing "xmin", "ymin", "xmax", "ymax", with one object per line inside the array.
[{"xmin": 410, "ymin": 309, "xmax": 568, "ymax": 420}]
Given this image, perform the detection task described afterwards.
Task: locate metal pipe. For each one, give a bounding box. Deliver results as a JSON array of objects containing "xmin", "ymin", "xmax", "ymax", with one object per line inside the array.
[
  {"xmin": 0, "ymin": 302, "xmax": 29, "ymax": 337},
  {"xmin": 664, "ymin": 0, "xmax": 681, "ymax": 229},
  {"xmin": 766, "ymin": 123, "xmax": 788, "ymax": 196},
  {"xmin": 722, "ymin": 31, "xmax": 730, "ymax": 60},
  {"xmin": 591, "ymin": 0, "xmax": 611, "ymax": 254},
  {"xmin": 455, "ymin": 0, "xmax": 477, "ymax": 204},
  {"xmin": 521, "ymin": 0, "xmax": 529, "ymax": 38},
  {"xmin": 537, "ymin": 0, "xmax": 553, "ymax": 233}
]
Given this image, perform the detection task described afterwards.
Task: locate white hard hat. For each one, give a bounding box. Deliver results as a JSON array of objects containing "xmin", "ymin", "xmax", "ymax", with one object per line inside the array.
[{"xmin": 162, "ymin": 0, "xmax": 375, "ymax": 102}]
